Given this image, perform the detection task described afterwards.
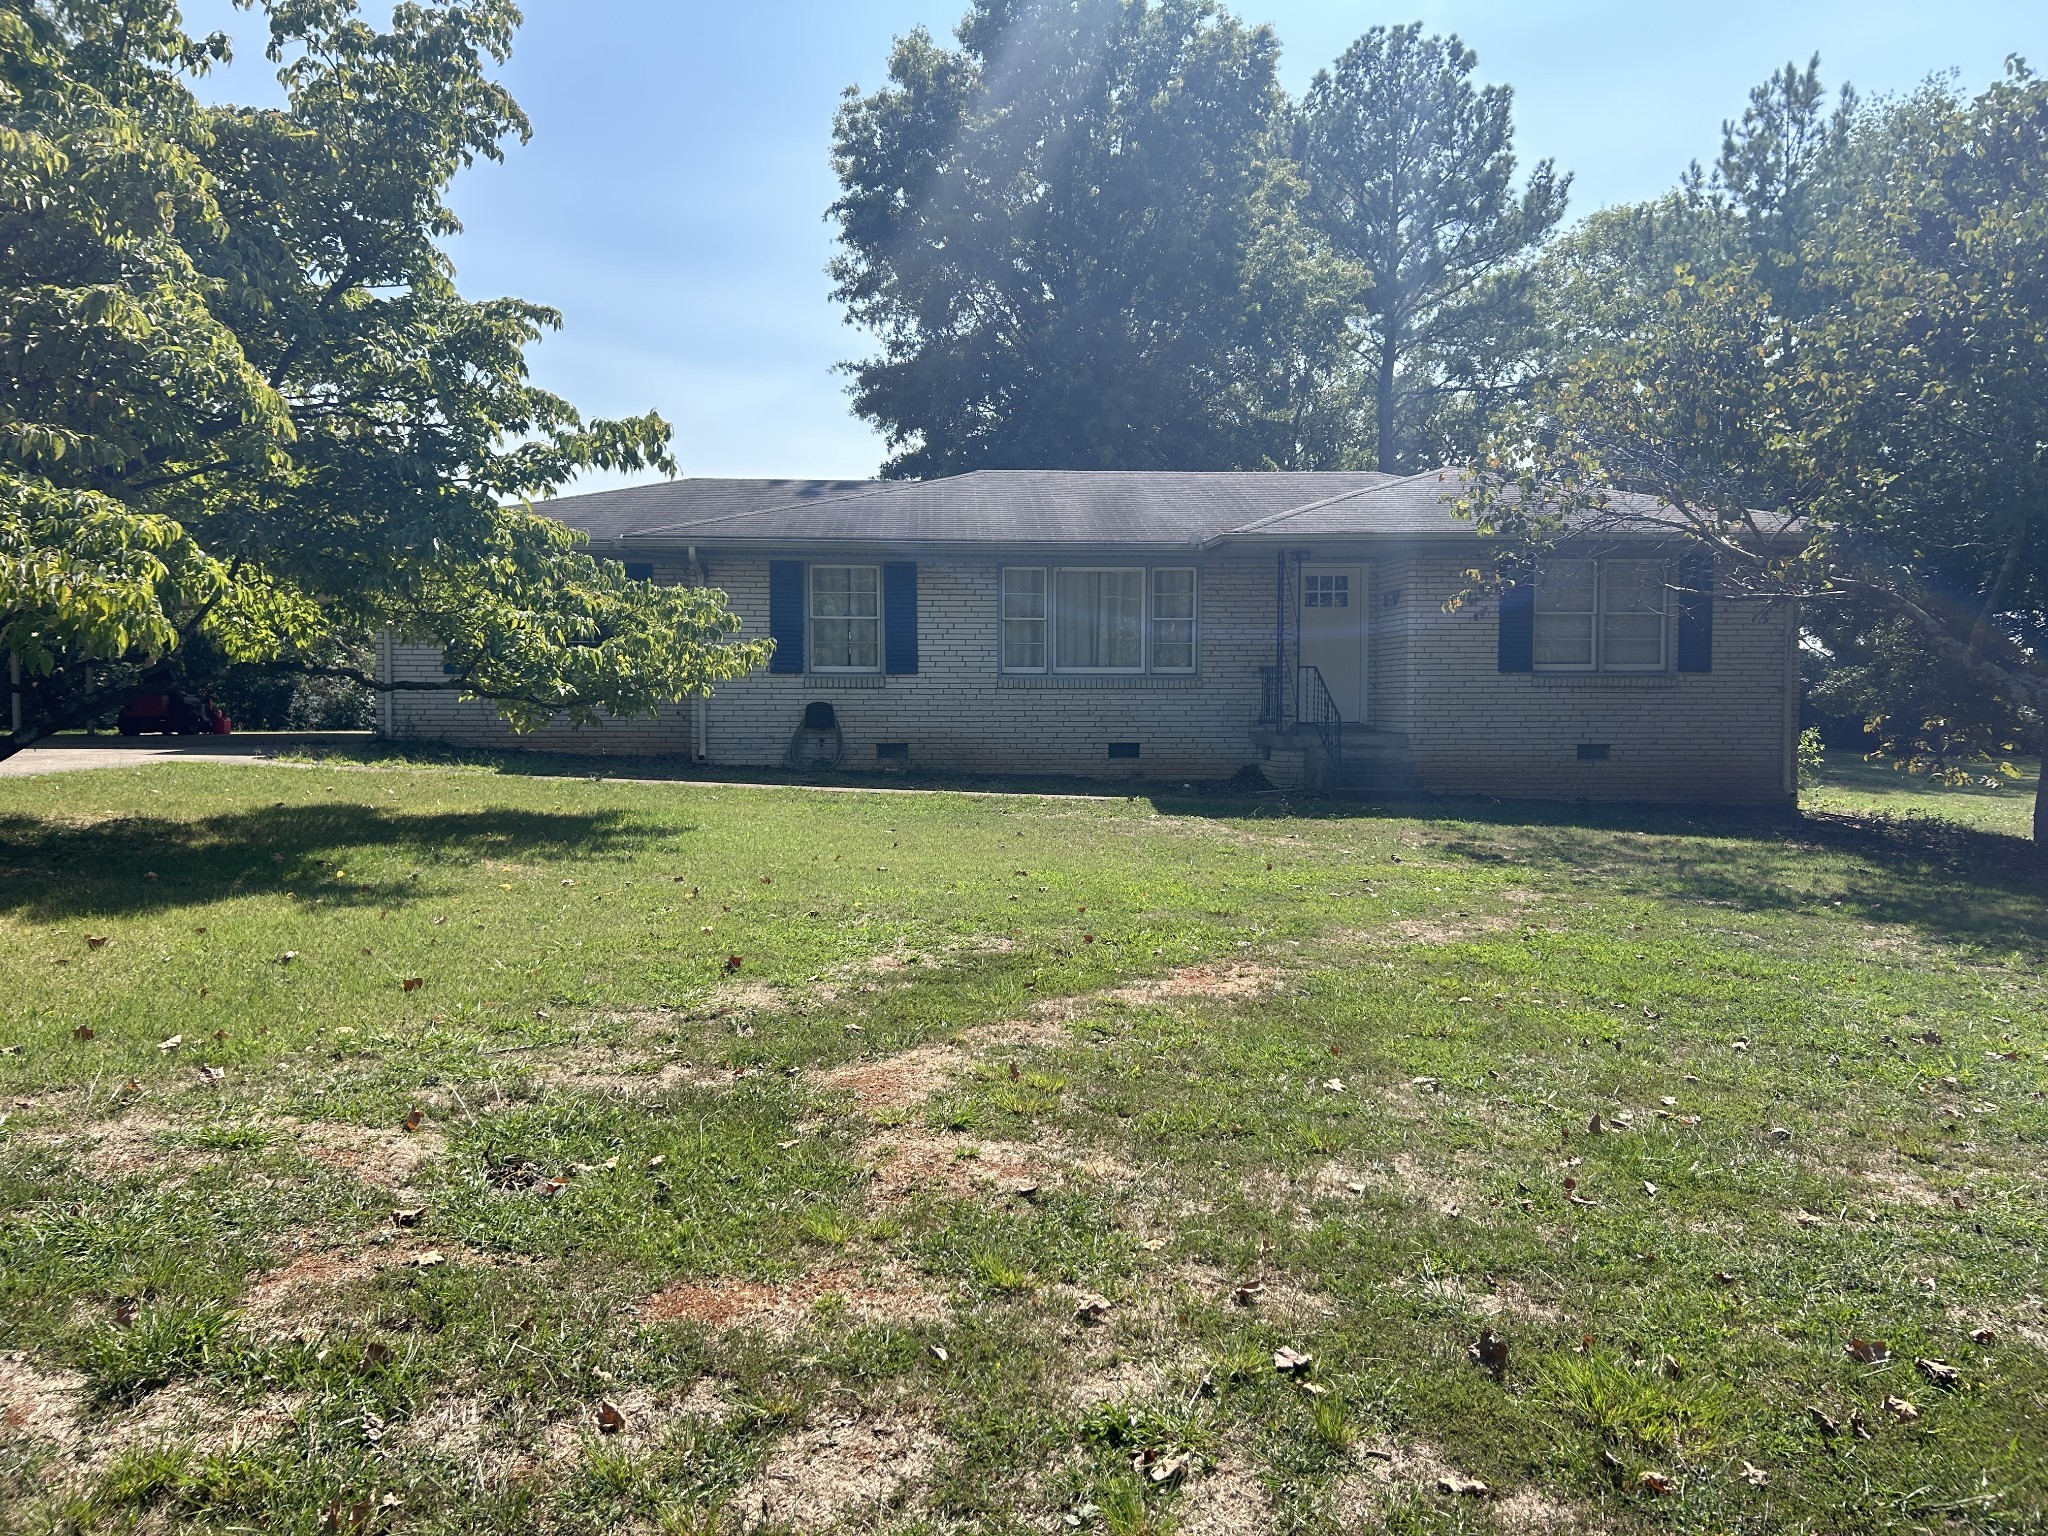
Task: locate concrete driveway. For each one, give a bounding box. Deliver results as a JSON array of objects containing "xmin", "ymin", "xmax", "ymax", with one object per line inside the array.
[{"xmin": 0, "ymin": 734, "xmax": 373, "ymax": 777}]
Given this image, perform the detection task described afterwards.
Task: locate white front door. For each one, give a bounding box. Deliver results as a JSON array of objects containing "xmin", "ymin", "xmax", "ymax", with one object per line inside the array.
[{"xmin": 1299, "ymin": 563, "xmax": 1366, "ymax": 722}]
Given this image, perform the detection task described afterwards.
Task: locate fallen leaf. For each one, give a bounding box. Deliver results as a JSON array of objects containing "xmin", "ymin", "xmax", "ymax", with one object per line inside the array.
[
  {"xmin": 410, "ymin": 1250, "xmax": 445, "ymax": 1269},
  {"xmin": 72, "ymin": 1026, "xmax": 94, "ymax": 1041},
  {"xmin": 1638, "ymin": 1471, "xmax": 1675, "ymax": 1495},
  {"xmin": 929, "ymin": 1343, "xmax": 948, "ymax": 1363},
  {"xmin": 646, "ymin": 1154, "xmax": 666, "ymax": 1170},
  {"xmin": 1915, "ymin": 1357, "xmax": 1961, "ymax": 1389},
  {"xmin": 85, "ymin": 935, "xmax": 109, "ymax": 949},
  {"xmin": 1970, "ymin": 1326, "xmax": 1997, "ymax": 1346},
  {"xmin": 1073, "ymin": 1293, "xmax": 1113, "ymax": 1325},
  {"xmin": 1714, "ymin": 1271, "xmax": 1739, "ymax": 1286},
  {"xmin": 1643, "ymin": 1181, "xmax": 1659, "ymax": 1198},
  {"xmin": 1272, "ymin": 1346, "xmax": 1313, "ymax": 1374},
  {"xmin": 1846, "ymin": 1337, "xmax": 1892, "ymax": 1365},
  {"xmin": 1741, "ymin": 1461, "xmax": 1769, "ymax": 1488},
  {"xmin": 1436, "ymin": 1474, "xmax": 1489, "ymax": 1497},
  {"xmin": 392, "ymin": 1207, "xmax": 425, "ymax": 1226},
  {"xmin": 1587, "ymin": 1111, "xmax": 1604, "ymax": 1134},
  {"xmin": 1232, "ymin": 1281, "xmax": 1264, "ymax": 1306},
  {"xmin": 402, "ymin": 1108, "xmax": 426, "ymax": 1133},
  {"xmin": 1849, "ymin": 1409, "xmax": 1874, "ymax": 1440},
  {"xmin": 357, "ymin": 1341, "xmax": 391, "ymax": 1374},
  {"xmin": 1467, "ymin": 1329, "xmax": 1509, "ymax": 1377},
  {"xmin": 157, "ymin": 1034, "xmax": 183, "ymax": 1052},
  {"xmin": 401, "ymin": 977, "xmax": 423, "ymax": 992},
  {"xmin": 1808, "ymin": 1406, "xmax": 1839, "ymax": 1437},
  {"xmin": 1138, "ymin": 1237, "xmax": 1169, "ymax": 1252},
  {"xmin": 1882, "ymin": 1395, "xmax": 1920, "ymax": 1422},
  {"xmin": 1148, "ymin": 1451, "xmax": 1191, "ymax": 1483},
  {"xmin": 595, "ymin": 1400, "xmax": 625, "ymax": 1434},
  {"xmin": 723, "ymin": 954, "xmax": 743, "ymax": 973},
  {"xmin": 197, "ymin": 1064, "xmax": 224, "ymax": 1084},
  {"xmin": 278, "ymin": 951, "xmax": 298, "ymax": 964},
  {"xmin": 1323, "ymin": 1078, "xmax": 1345, "ymax": 1093}
]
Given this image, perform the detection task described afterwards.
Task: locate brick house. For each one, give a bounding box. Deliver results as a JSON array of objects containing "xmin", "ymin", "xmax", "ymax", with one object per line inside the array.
[{"xmin": 378, "ymin": 470, "xmax": 1799, "ymax": 803}]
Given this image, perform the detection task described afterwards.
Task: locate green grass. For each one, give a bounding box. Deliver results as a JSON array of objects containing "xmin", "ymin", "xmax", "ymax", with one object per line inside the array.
[
  {"xmin": 1802, "ymin": 746, "xmax": 2040, "ymax": 839},
  {"xmin": 0, "ymin": 758, "xmax": 2043, "ymax": 1534}
]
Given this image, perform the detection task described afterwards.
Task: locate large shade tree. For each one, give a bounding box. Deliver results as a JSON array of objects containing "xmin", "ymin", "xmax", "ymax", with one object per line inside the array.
[
  {"xmin": 1293, "ymin": 23, "xmax": 1568, "ymax": 472},
  {"xmin": 0, "ymin": 0, "xmax": 768, "ymax": 761},
  {"xmin": 829, "ymin": 0, "xmax": 1354, "ymax": 476},
  {"xmin": 1459, "ymin": 63, "xmax": 2048, "ymax": 847}
]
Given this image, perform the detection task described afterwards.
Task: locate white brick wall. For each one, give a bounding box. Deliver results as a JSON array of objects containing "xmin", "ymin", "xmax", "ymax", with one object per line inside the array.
[{"xmin": 382, "ymin": 546, "xmax": 1795, "ymax": 804}]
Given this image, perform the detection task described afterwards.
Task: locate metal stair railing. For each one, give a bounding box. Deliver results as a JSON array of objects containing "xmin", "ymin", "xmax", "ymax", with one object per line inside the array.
[{"xmin": 1296, "ymin": 664, "xmax": 1341, "ymax": 776}]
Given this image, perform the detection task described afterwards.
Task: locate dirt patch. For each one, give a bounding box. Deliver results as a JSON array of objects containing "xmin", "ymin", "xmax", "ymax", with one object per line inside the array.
[
  {"xmin": 0, "ymin": 1353, "xmax": 84, "ymax": 1448},
  {"xmin": 1329, "ymin": 1442, "xmax": 1486, "ymax": 1521},
  {"xmin": 239, "ymin": 1239, "xmax": 503, "ymax": 1326},
  {"xmin": 1309, "ymin": 1153, "xmax": 1471, "ymax": 1214},
  {"xmin": 1496, "ymin": 1482, "xmax": 1588, "ymax": 1533},
  {"xmin": 820, "ymin": 1043, "xmax": 967, "ymax": 1115},
  {"xmin": 733, "ymin": 1413, "xmax": 943, "ymax": 1531},
  {"xmin": 863, "ymin": 1127, "xmax": 1050, "ymax": 1206},
  {"xmin": 1101, "ymin": 962, "xmax": 1284, "ymax": 1007},
  {"xmin": 643, "ymin": 1261, "xmax": 949, "ymax": 1334},
  {"xmin": 287, "ymin": 1118, "xmax": 445, "ymax": 1192},
  {"xmin": 1383, "ymin": 914, "xmax": 1517, "ymax": 944},
  {"xmin": 1854, "ymin": 1162, "xmax": 1957, "ymax": 1210},
  {"xmin": 1176, "ymin": 1454, "xmax": 1277, "ymax": 1536}
]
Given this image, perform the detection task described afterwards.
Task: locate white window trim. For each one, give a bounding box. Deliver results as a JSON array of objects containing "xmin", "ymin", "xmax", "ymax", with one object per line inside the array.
[
  {"xmin": 808, "ymin": 563, "xmax": 882, "ymax": 674},
  {"xmin": 1533, "ymin": 558, "xmax": 1671, "ymax": 675},
  {"xmin": 998, "ymin": 564, "xmax": 1203, "ymax": 676},
  {"xmin": 1000, "ymin": 566, "xmax": 1049, "ymax": 675},
  {"xmin": 1149, "ymin": 566, "xmax": 1198, "ymax": 674}
]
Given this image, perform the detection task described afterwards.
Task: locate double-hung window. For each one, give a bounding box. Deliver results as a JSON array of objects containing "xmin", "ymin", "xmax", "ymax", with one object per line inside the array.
[
  {"xmin": 1534, "ymin": 558, "xmax": 1669, "ymax": 672},
  {"xmin": 1001, "ymin": 565, "xmax": 1197, "ymax": 674},
  {"xmin": 809, "ymin": 565, "xmax": 881, "ymax": 672},
  {"xmin": 1001, "ymin": 567, "xmax": 1047, "ymax": 671}
]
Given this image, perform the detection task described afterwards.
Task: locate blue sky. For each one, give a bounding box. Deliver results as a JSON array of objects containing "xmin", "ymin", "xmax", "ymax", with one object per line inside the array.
[{"xmin": 178, "ymin": 1, "xmax": 2045, "ymax": 488}]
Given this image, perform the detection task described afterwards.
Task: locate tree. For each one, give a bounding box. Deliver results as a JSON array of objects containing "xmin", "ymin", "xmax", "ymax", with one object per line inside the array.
[
  {"xmin": 829, "ymin": 0, "xmax": 1343, "ymax": 476},
  {"xmin": 1, "ymin": 0, "xmax": 768, "ymax": 761},
  {"xmin": 1294, "ymin": 23, "xmax": 1567, "ymax": 472},
  {"xmin": 1458, "ymin": 64, "xmax": 2048, "ymax": 848}
]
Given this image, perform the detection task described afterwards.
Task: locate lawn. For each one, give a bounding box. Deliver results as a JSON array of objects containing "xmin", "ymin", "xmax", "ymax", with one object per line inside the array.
[{"xmin": 0, "ymin": 757, "xmax": 2042, "ymax": 1535}]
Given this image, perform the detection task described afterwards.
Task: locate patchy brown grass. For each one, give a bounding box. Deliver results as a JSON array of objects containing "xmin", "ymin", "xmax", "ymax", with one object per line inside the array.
[
  {"xmin": 642, "ymin": 1261, "xmax": 949, "ymax": 1334},
  {"xmin": 820, "ymin": 1042, "xmax": 966, "ymax": 1115},
  {"xmin": 286, "ymin": 1117, "xmax": 445, "ymax": 1192},
  {"xmin": 731, "ymin": 1412, "xmax": 945, "ymax": 1530}
]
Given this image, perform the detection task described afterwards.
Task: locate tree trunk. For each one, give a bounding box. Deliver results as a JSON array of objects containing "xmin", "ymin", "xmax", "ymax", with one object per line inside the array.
[{"xmin": 1375, "ymin": 326, "xmax": 1400, "ymax": 474}]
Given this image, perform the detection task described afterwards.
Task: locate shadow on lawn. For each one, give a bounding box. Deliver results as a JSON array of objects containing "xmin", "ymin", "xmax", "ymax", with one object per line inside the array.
[
  {"xmin": 0, "ymin": 804, "xmax": 668, "ymax": 920},
  {"xmin": 1409, "ymin": 800, "xmax": 2048, "ymax": 953}
]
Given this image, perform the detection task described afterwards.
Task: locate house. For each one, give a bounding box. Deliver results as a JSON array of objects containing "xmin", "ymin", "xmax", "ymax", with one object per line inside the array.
[{"xmin": 377, "ymin": 471, "xmax": 1799, "ymax": 804}]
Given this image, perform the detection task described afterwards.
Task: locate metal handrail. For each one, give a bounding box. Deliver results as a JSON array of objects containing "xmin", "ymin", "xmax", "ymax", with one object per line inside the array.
[
  {"xmin": 1297, "ymin": 664, "xmax": 1341, "ymax": 775},
  {"xmin": 1257, "ymin": 665, "xmax": 1283, "ymax": 727}
]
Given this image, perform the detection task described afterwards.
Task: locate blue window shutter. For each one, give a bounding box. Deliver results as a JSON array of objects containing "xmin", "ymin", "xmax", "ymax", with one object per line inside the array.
[
  {"xmin": 883, "ymin": 562, "xmax": 919, "ymax": 674},
  {"xmin": 1497, "ymin": 583, "xmax": 1534, "ymax": 672},
  {"xmin": 1676, "ymin": 553, "xmax": 1713, "ymax": 673},
  {"xmin": 768, "ymin": 561, "xmax": 805, "ymax": 674}
]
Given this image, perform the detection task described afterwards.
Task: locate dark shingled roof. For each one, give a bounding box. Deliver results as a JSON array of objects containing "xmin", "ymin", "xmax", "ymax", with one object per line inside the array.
[
  {"xmin": 535, "ymin": 469, "xmax": 1699, "ymax": 549},
  {"xmin": 611, "ymin": 470, "xmax": 1405, "ymax": 547},
  {"xmin": 528, "ymin": 478, "xmax": 881, "ymax": 542}
]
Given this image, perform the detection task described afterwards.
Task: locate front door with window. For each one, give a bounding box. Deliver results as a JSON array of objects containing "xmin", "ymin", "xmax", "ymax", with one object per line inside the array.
[{"xmin": 1299, "ymin": 564, "xmax": 1366, "ymax": 722}]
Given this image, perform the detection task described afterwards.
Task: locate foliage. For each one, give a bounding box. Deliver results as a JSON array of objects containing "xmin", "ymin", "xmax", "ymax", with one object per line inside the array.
[
  {"xmin": 1460, "ymin": 60, "xmax": 2048, "ymax": 847},
  {"xmin": 0, "ymin": 0, "xmax": 768, "ymax": 759},
  {"xmin": 1293, "ymin": 23, "xmax": 1568, "ymax": 471},
  {"xmin": 829, "ymin": 0, "xmax": 1331, "ymax": 477}
]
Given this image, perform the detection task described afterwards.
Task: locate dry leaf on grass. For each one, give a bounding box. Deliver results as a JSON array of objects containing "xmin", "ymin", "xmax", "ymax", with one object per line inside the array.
[
  {"xmin": 595, "ymin": 1400, "xmax": 625, "ymax": 1434},
  {"xmin": 1846, "ymin": 1337, "xmax": 1891, "ymax": 1365},
  {"xmin": 401, "ymin": 977, "xmax": 423, "ymax": 992},
  {"xmin": 1437, "ymin": 1474, "xmax": 1489, "ymax": 1497},
  {"xmin": 1272, "ymin": 1346, "xmax": 1312, "ymax": 1374},
  {"xmin": 1882, "ymin": 1395, "xmax": 1920, "ymax": 1422},
  {"xmin": 1467, "ymin": 1329, "xmax": 1509, "ymax": 1378},
  {"xmin": 1915, "ymin": 1357, "xmax": 1961, "ymax": 1389},
  {"xmin": 1639, "ymin": 1471, "xmax": 1675, "ymax": 1495},
  {"xmin": 1073, "ymin": 1293, "xmax": 1112, "ymax": 1325},
  {"xmin": 1741, "ymin": 1462, "xmax": 1770, "ymax": 1488}
]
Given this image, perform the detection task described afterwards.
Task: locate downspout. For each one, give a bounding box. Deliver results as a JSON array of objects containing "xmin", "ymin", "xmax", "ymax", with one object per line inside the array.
[
  {"xmin": 8, "ymin": 652, "xmax": 19, "ymax": 738},
  {"xmin": 1273, "ymin": 548, "xmax": 1285, "ymax": 720}
]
